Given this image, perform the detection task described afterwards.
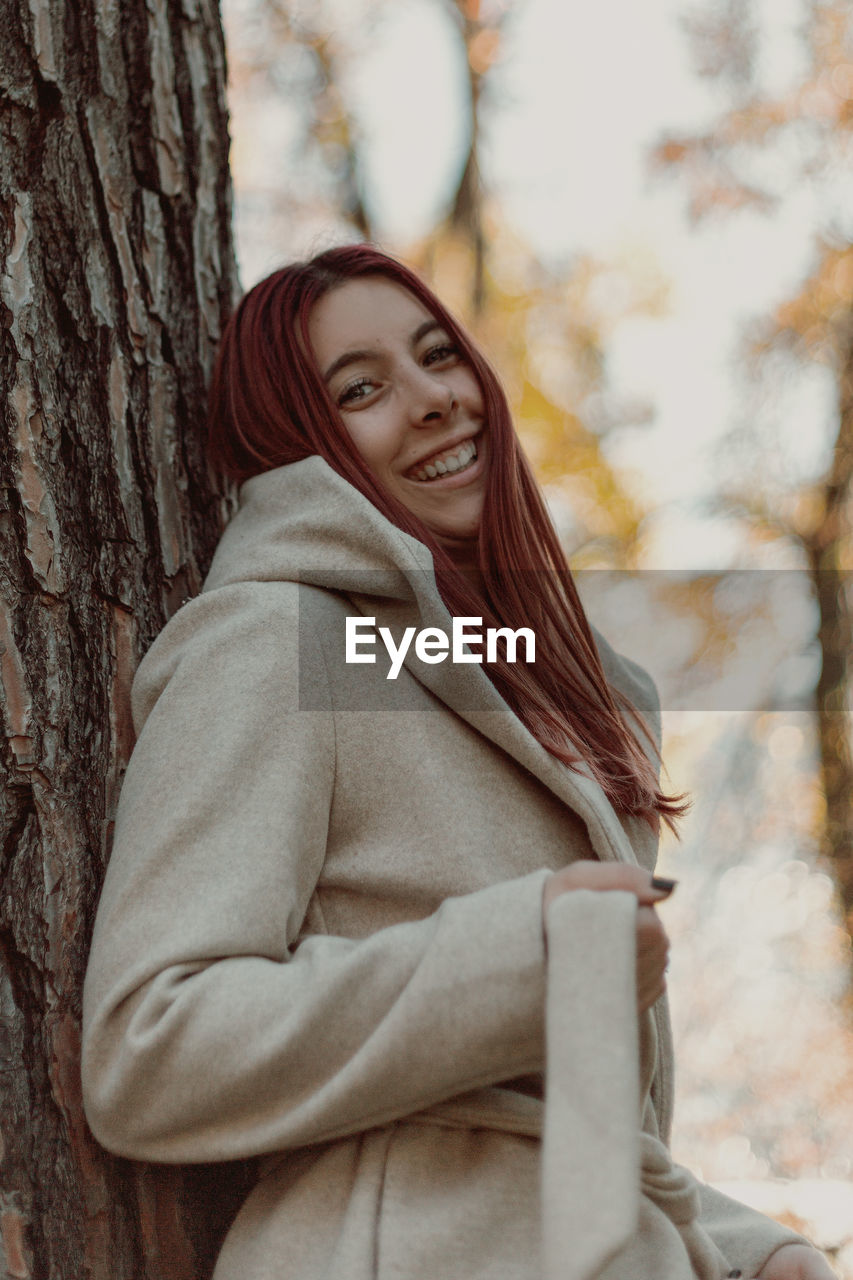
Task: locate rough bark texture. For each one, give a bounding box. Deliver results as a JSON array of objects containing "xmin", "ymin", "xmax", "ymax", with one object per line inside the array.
[{"xmin": 0, "ymin": 1, "xmax": 242, "ymax": 1275}]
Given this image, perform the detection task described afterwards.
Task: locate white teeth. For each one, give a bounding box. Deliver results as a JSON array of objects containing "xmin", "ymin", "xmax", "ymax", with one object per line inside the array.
[{"xmin": 409, "ymin": 438, "xmax": 479, "ymax": 482}]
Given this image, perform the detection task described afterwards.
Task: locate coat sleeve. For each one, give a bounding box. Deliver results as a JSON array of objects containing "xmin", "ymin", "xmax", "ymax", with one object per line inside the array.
[{"xmin": 81, "ymin": 582, "xmax": 550, "ymax": 1164}]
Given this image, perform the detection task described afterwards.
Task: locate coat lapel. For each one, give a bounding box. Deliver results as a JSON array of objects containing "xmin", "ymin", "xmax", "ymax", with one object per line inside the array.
[{"xmin": 346, "ymin": 583, "xmax": 641, "ymax": 871}]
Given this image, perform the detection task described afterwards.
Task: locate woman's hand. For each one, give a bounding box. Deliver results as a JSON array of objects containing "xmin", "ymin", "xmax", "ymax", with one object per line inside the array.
[
  {"xmin": 542, "ymin": 863, "xmax": 673, "ymax": 1014},
  {"xmin": 755, "ymin": 1244, "xmax": 837, "ymax": 1279}
]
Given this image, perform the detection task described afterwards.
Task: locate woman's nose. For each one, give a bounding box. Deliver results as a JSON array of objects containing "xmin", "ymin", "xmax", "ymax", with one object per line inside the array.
[{"xmin": 406, "ymin": 367, "xmax": 455, "ymax": 426}]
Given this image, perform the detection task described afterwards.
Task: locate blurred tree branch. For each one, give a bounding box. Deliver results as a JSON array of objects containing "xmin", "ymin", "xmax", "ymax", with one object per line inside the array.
[
  {"xmin": 652, "ymin": 0, "xmax": 853, "ymax": 942},
  {"xmin": 438, "ymin": 0, "xmax": 515, "ymax": 312},
  {"xmin": 228, "ymin": 0, "xmax": 382, "ymax": 241}
]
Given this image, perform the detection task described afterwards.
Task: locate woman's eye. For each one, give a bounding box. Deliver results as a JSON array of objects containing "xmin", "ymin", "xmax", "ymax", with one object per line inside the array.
[
  {"xmin": 423, "ymin": 342, "xmax": 458, "ymax": 366},
  {"xmin": 337, "ymin": 376, "xmax": 376, "ymax": 406}
]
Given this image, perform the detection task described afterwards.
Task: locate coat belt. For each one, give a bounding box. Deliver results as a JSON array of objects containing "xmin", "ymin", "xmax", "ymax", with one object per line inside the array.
[{"xmin": 411, "ymin": 890, "xmax": 730, "ymax": 1280}]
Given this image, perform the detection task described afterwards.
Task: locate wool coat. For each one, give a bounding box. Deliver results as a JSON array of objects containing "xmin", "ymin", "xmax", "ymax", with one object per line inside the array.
[{"xmin": 81, "ymin": 457, "xmax": 809, "ymax": 1280}]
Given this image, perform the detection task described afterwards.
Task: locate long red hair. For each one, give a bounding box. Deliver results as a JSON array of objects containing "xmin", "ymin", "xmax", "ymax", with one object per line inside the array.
[{"xmin": 207, "ymin": 244, "xmax": 686, "ymax": 829}]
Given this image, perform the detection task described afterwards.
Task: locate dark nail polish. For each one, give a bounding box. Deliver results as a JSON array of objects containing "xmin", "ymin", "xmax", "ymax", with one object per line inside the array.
[{"xmin": 651, "ymin": 876, "xmax": 678, "ymax": 896}]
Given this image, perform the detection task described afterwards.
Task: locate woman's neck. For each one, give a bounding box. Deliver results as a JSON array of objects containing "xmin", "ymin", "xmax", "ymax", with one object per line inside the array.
[{"xmin": 435, "ymin": 535, "xmax": 485, "ymax": 593}]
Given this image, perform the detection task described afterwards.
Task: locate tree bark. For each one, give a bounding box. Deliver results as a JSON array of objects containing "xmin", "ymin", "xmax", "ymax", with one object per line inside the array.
[{"xmin": 0, "ymin": 1, "xmax": 240, "ymax": 1275}]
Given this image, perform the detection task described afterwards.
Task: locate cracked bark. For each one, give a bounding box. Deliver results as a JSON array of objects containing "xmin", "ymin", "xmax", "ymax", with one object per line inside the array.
[{"xmin": 0, "ymin": 1, "xmax": 247, "ymax": 1275}]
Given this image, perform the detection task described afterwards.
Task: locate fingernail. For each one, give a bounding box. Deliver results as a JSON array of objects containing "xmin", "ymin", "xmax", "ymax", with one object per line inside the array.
[
  {"xmin": 727, "ymin": 1271, "xmax": 742, "ymax": 1278},
  {"xmin": 651, "ymin": 876, "xmax": 678, "ymax": 896}
]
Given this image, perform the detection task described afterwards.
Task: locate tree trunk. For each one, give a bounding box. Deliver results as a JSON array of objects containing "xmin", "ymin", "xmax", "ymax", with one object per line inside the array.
[
  {"xmin": 0, "ymin": 1, "xmax": 241, "ymax": 1275},
  {"xmin": 447, "ymin": 0, "xmax": 489, "ymax": 315},
  {"xmin": 806, "ymin": 329, "xmax": 853, "ymax": 943}
]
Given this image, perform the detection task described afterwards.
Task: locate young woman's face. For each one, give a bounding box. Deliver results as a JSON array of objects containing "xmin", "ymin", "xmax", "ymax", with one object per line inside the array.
[{"xmin": 307, "ymin": 276, "xmax": 488, "ymax": 553}]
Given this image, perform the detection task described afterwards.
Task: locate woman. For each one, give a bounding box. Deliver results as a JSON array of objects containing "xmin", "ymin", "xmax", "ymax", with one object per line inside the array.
[{"xmin": 81, "ymin": 246, "xmax": 832, "ymax": 1280}]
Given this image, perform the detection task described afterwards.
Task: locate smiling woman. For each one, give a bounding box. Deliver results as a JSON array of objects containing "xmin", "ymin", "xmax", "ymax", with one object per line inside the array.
[
  {"xmin": 200, "ymin": 245, "xmax": 681, "ymax": 818},
  {"xmin": 80, "ymin": 245, "xmax": 832, "ymax": 1280},
  {"xmin": 308, "ymin": 276, "xmax": 489, "ymax": 551}
]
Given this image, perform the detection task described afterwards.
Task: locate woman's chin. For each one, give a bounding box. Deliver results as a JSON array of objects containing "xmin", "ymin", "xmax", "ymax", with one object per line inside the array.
[{"xmin": 417, "ymin": 486, "xmax": 486, "ymax": 549}]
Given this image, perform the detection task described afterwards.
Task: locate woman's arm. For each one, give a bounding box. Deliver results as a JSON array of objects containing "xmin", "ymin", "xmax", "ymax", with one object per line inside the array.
[{"xmin": 82, "ymin": 583, "xmax": 551, "ymax": 1163}]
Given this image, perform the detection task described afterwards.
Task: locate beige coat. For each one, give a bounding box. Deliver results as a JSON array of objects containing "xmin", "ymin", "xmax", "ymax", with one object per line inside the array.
[{"xmin": 82, "ymin": 457, "xmax": 807, "ymax": 1280}]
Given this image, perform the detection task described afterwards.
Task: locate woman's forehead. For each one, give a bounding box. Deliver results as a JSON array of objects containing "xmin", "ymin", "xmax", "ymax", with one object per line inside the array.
[{"xmin": 308, "ymin": 276, "xmax": 440, "ymax": 364}]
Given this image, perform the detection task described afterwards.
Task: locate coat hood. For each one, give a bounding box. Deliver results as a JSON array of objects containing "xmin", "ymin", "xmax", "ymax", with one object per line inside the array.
[
  {"xmin": 203, "ymin": 456, "xmax": 434, "ymax": 601},
  {"xmin": 201, "ymin": 455, "xmax": 661, "ymax": 881}
]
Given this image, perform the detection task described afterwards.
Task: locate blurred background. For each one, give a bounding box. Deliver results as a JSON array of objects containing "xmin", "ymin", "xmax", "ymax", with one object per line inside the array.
[{"xmin": 220, "ymin": 0, "xmax": 853, "ymax": 1268}]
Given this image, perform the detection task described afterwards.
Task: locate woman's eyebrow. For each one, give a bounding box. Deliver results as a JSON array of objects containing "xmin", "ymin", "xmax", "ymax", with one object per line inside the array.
[
  {"xmin": 323, "ymin": 348, "xmax": 374, "ymax": 382},
  {"xmin": 411, "ymin": 318, "xmax": 443, "ymax": 344},
  {"xmin": 322, "ymin": 319, "xmax": 445, "ymax": 382}
]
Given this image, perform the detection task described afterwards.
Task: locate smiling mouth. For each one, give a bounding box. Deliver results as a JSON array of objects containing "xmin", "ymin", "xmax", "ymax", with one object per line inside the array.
[{"xmin": 405, "ymin": 436, "xmax": 479, "ymax": 483}]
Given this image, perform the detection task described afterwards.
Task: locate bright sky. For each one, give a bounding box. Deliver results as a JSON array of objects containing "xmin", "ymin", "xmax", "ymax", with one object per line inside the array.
[{"xmin": 224, "ymin": 0, "xmax": 837, "ymax": 568}]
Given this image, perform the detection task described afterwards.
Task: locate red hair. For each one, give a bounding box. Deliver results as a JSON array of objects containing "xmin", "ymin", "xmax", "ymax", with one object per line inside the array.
[{"xmin": 207, "ymin": 245, "xmax": 686, "ymax": 830}]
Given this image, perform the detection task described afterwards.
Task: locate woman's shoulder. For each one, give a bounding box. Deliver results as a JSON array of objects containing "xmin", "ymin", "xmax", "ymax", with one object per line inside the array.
[
  {"xmin": 144, "ymin": 580, "xmax": 301, "ymax": 657},
  {"xmin": 129, "ymin": 581, "xmax": 342, "ymax": 732}
]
